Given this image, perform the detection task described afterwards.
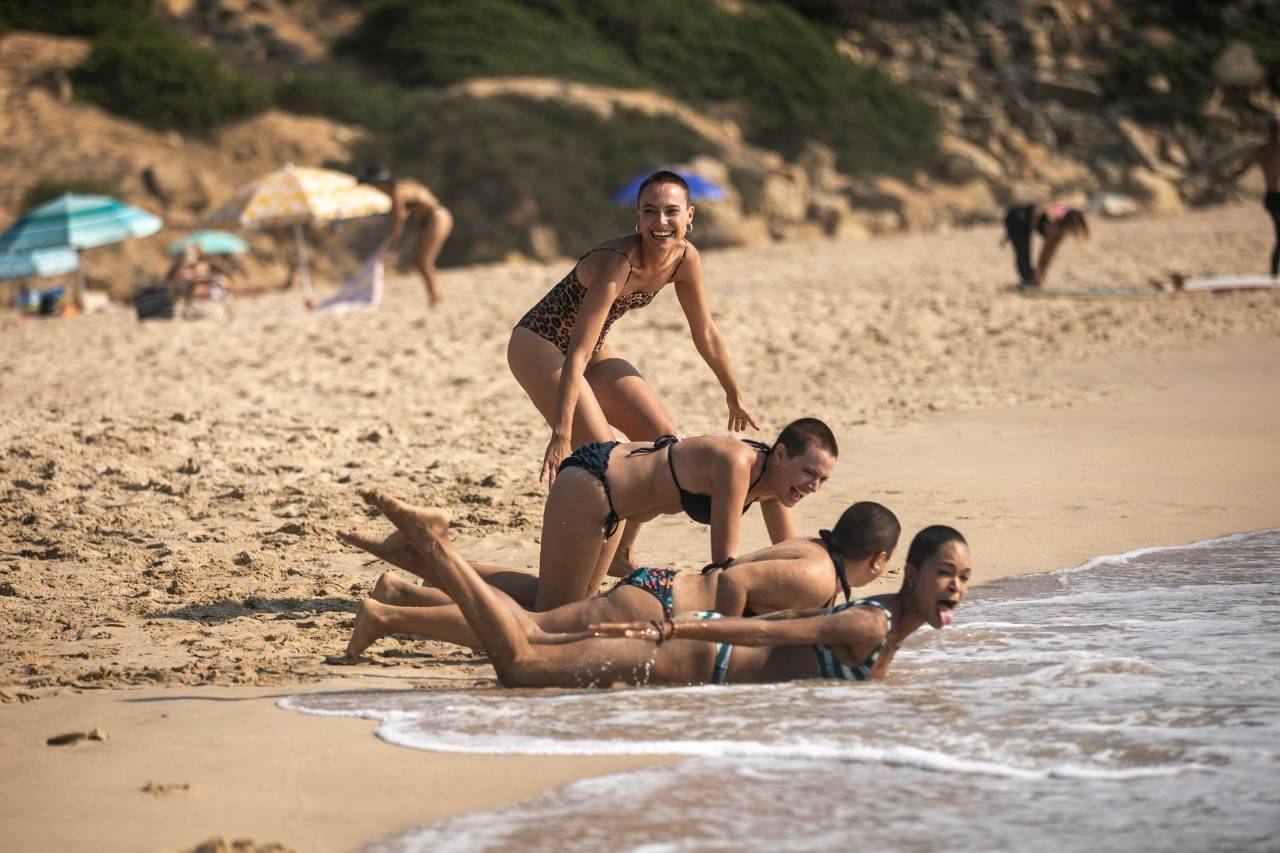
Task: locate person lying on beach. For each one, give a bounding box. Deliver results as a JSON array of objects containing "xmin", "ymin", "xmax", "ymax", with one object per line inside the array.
[
  {"xmin": 342, "ymin": 500, "xmax": 900, "ymax": 659},
  {"xmin": 1002, "ymin": 202, "xmax": 1090, "ymax": 289},
  {"xmin": 508, "ymin": 170, "xmax": 758, "ymax": 578},
  {"xmin": 354, "ymin": 489, "xmax": 969, "ymax": 686},
  {"xmin": 339, "ymin": 417, "xmax": 838, "ymax": 611}
]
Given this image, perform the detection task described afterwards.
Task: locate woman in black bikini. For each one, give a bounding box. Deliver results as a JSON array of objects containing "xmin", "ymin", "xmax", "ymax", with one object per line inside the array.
[
  {"xmin": 1003, "ymin": 202, "xmax": 1089, "ymax": 289},
  {"xmin": 340, "ymin": 418, "xmax": 839, "ymax": 611},
  {"xmin": 353, "ymin": 490, "xmax": 969, "ymax": 686},
  {"xmin": 343, "ymin": 500, "xmax": 899, "ymax": 659},
  {"xmin": 507, "ymin": 171, "xmax": 759, "ymax": 575}
]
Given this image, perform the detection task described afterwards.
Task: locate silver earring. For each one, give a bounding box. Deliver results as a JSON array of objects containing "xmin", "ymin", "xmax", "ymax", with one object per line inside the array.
[
  {"xmin": 686, "ymin": 222, "xmax": 693, "ymax": 233},
  {"xmin": 634, "ymin": 223, "xmax": 639, "ymax": 233}
]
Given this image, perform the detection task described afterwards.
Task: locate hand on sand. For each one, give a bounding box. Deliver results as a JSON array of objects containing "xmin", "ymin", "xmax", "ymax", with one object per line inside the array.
[{"xmin": 726, "ymin": 394, "xmax": 761, "ymax": 433}]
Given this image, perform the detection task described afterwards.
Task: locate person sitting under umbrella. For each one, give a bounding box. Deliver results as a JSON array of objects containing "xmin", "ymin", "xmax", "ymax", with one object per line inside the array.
[{"xmin": 358, "ymin": 165, "xmax": 454, "ymax": 308}]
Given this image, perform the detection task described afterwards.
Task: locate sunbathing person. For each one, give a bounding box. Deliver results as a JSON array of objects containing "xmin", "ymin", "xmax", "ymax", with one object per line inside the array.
[
  {"xmin": 356, "ymin": 489, "xmax": 969, "ymax": 686},
  {"xmin": 340, "ymin": 417, "xmax": 838, "ymax": 611},
  {"xmin": 343, "ymin": 500, "xmax": 900, "ymax": 658}
]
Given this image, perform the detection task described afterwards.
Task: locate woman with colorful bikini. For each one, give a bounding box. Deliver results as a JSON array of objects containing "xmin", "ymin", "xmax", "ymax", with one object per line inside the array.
[
  {"xmin": 339, "ymin": 417, "xmax": 838, "ymax": 611},
  {"xmin": 354, "ymin": 489, "xmax": 970, "ymax": 686},
  {"xmin": 507, "ymin": 170, "xmax": 759, "ymax": 574},
  {"xmin": 342, "ymin": 500, "xmax": 899, "ymax": 658}
]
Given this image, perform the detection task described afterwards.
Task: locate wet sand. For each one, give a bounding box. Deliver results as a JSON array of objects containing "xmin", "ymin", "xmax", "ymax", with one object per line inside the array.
[{"xmin": 1, "ymin": 203, "xmax": 1278, "ymax": 850}]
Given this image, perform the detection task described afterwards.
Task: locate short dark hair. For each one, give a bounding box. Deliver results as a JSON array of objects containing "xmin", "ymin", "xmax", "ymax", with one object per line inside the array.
[
  {"xmin": 357, "ymin": 164, "xmax": 393, "ymax": 184},
  {"xmin": 831, "ymin": 501, "xmax": 900, "ymax": 560},
  {"xmin": 905, "ymin": 525, "xmax": 967, "ymax": 570},
  {"xmin": 775, "ymin": 417, "xmax": 837, "ymax": 458},
  {"xmin": 636, "ymin": 170, "xmax": 691, "ymax": 205}
]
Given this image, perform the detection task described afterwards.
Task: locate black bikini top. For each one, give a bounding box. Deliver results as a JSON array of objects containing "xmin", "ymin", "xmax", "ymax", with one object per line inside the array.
[{"xmin": 629, "ymin": 435, "xmax": 771, "ymax": 525}]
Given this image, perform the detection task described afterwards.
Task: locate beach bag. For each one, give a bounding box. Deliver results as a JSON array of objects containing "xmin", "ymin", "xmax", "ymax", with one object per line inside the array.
[{"xmin": 134, "ymin": 284, "xmax": 174, "ymax": 321}]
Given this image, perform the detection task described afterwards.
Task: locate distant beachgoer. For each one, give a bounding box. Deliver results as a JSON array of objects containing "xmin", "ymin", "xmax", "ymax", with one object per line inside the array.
[
  {"xmin": 358, "ymin": 165, "xmax": 454, "ymax": 307},
  {"xmin": 508, "ymin": 170, "xmax": 759, "ymax": 574},
  {"xmin": 342, "ymin": 500, "xmax": 900, "ymax": 658},
  {"xmin": 340, "ymin": 418, "xmax": 839, "ymax": 612},
  {"xmin": 1003, "ymin": 203, "xmax": 1090, "ymax": 288},
  {"xmin": 1219, "ymin": 118, "xmax": 1280, "ymax": 276},
  {"xmin": 353, "ymin": 489, "xmax": 969, "ymax": 686}
]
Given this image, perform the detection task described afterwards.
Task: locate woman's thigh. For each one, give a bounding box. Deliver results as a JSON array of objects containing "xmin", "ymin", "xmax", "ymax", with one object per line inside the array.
[
  {"xmin": 417, "ymin": 208, "xmax": 453, "ymax": 266},
  {"xmin": 585, "ymin": 345, "xmax": 677, "ymax": 441},
  {"xmin": 508, "ymin": 328, "xmax": 615, "ymax": 446},
  {"xmin": 535, "ymin": 471, "xmax": 611, "ymax": 610}
]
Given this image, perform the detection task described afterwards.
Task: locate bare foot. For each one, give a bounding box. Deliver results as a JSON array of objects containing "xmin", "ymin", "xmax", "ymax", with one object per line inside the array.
[
  {"xmin": 346, "ymin": 598, "xmax": 389, "ymax": 659},
  {"xmin": 358, "ymin": 490, "xmax": 450, "ymax": 548},
  {"xmin": 337, "ymin": 528, "xmax": 434, "ymax": 578}
]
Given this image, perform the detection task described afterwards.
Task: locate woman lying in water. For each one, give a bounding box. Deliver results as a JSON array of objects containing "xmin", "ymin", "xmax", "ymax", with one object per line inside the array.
[
  {"xmin": 356, "ymin": 489, "xmax": 969, "ymax": 686},
  {"xmin": 340, "ymin": 417, "xmax": 838, "ymax": 611},
  {"xmin": 343, "ymin": 500, "xmax": 900, "ymax": 659}
]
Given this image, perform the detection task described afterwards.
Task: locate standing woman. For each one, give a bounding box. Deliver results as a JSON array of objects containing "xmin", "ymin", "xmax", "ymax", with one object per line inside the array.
[
  {"xmin": 508, "ymin": 171, "xmax": 759, "ymax": 560},
  {"xmin": 359, "ymin": 165, "xmax": 454, "ymax": 307},
  {"xmin": 1003, "ymin": 202, "xmax": 1090, "ymax": 289}
]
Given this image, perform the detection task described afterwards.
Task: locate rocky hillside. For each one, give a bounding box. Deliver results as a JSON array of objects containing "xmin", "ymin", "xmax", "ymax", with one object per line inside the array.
[{"xmin": 1, "ymin": 0, "xmax": 1273, "ymax": 297}]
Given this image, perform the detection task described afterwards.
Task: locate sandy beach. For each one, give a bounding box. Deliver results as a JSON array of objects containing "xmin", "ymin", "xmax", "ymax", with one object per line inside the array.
[{"xmin": 2, "ymin": 202, "xmax": 1279, "ymax": 851}]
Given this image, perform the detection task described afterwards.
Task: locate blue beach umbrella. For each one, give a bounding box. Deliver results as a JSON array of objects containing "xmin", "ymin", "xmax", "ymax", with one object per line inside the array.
[
  {"xmin": 169, "ymin": 229, "xmax": 248, "ymax": 256},
  {"xmin": 0, "ymin": 193, "xmax": 162, "ymax": 296},
  {"xmin": 0, "ymin": 193, "xmax": 162, "ymax": 252},
  {"xmin": 610, "ymin": 170, "xmax": 727, "ymax": 205},
  {"xmin": 0, "ymin": 246, "xmax": 80, "ymax": 279}
]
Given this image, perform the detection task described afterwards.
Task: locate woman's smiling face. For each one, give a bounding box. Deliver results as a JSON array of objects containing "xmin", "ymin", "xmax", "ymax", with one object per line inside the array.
[{"xmin": 636, "ymin": 182, "xmax": 693, "ymax": 248}]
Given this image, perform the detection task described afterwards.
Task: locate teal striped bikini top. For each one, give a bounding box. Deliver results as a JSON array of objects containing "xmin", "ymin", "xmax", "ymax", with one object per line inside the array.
[{"xmin": 813, "ymin": 598, "xmax": 893, "ymax": 681}]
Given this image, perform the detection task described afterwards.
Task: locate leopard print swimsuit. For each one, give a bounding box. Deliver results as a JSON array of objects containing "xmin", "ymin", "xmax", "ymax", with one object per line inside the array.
[{"xmin": 515, "ymin": 245, "xmax": 686, "ymax": 355}]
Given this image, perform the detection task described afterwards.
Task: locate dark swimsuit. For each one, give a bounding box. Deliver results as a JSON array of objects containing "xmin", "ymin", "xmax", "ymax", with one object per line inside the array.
[
  {"xmin": 558, "ymin": 435, "xmax": 769, "ymax": 541},
  {"xmin": 515, "ymin": 245, "xmax": 687, "ymax": 355},
  {"xmin": 1004, "ymin": 204, "xmax": 1051, "ymax": 286}
]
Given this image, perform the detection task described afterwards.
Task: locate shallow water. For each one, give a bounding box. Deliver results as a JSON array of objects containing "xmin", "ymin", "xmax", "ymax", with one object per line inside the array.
[{"xmin": 282, "ymin": 530, "xmax": 1280, "ymax": 851}]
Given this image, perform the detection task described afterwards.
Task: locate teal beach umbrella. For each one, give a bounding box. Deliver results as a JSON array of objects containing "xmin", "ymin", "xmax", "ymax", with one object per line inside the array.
[
  {"xmin": 169, "ymin": 230, "xmax": 248, "ymax": 256},
  {"xmin": 0, "ymin": 193, "xmax": 162, "ymax": 296},
  {"xmin": 0, "ymin": 194, "xmax": 162, "ymax": 251},
  {"xmin": 0, "ymin": 246, "xmax": 80, "ymax": 279}
]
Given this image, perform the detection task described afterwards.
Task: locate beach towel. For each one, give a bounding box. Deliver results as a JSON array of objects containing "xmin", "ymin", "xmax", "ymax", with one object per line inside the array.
[{"xmin": 310, "ymin": 256, "xmax": 384, "ymax": 314}]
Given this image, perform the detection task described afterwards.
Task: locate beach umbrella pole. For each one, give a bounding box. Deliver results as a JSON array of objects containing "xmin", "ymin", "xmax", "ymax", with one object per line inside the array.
[{"xmin": 293, "ymin": 223, "xmax": 314, "ymax": 302}]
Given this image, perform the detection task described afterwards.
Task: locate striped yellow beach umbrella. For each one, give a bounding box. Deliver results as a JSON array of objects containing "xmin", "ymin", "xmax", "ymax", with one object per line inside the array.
[{"xmin": 205, "ymin": 163, "xmax": 391, "ymax": 300}]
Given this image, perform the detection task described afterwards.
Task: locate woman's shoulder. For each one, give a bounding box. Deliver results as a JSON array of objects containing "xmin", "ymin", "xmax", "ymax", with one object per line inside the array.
[{"xmin": 576, "ymin": 236, "xmax": 638, "ymax": 280}]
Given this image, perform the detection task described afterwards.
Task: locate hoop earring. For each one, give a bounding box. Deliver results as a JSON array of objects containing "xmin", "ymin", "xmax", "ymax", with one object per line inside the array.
[
  {"xmin": 634, "ymin": 223, "xmax": 639, "ymax": 233},
  {"xmin": 686, "ymin": 221, "xmax": 694, "ymax": 233}
]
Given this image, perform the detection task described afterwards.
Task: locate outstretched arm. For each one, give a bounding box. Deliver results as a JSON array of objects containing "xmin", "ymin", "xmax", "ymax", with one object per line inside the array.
[
  {"xmin": 539, "ymin": 253, "xmax": 628, "ymax": 482},
  {"xmin": 673, "ymin": 249, "xmax": 760, "ymax": 432},
  {"xmin": 1033, "ymin": 229, "xmax": 1065, "ymax": 286},
  {"xmin": 378, "ymin": 192, "xmax": 410, "ymax": 256},
  {"xmin": 758, "ymin": 499, "xmax": 796, "ymax": 545},
  {"xmin": 591, "ymin": 605, "xmax": 885, "ymax": 650}
]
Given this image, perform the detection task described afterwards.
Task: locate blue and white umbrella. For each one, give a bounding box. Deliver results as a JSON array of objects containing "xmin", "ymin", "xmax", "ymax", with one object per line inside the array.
[
  {"xmin": 0, "ymin": 193, "xmax": 162, "ymax": 252},
  {"xmin": 610, "ymin": 170, "xmax": 727, "ymax": 205},
  {"xmin": 0, "ymin": 246, "xmax": 80, "ymax": 280},
  {"xmin": 0, "ymin": 193, "xmax": 162, "ymax": 295}
]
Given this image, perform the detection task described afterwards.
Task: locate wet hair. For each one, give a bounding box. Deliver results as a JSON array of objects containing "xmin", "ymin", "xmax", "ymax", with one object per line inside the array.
[
  {"xmin": 635, "ymin": 170, "xmax": 691, "ymax": 206},
  {"xmin": 1269, "ymin": 117, "xmax": 1280, "ymax": 138},
  {"xmin": 357, "ymin": 164, "xmax": 394, "ymax": 184},
  {"xmin": 829, "ymin": 501, "xmax": 900, "ymax": 560},
  {"xmin": 905, "ymin": 525, "xmax": 967, "ymax": 570},
  {"xmin": 1060, "ymin": 209, "xmax": 1090, "ymax": 241},
  {"xmin": 774, "ymin": 417, "xmax": 838, "ymax": 459}
]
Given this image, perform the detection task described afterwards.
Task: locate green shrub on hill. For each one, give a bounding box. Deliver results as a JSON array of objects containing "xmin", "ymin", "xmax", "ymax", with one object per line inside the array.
[
  {"xmin": 275, "ymin": 69, "xmax": 408, "ymax": 132},
  {"xmin": 1108, "ymin": 1, "xmax": 1280, "ymax": 125},
  {"xmin": 21, "ymin": 176, "xmax": 120, "ymax": 211},
  {"xmin": 70, "ymin": 18, "xmax": 270, "ymax": 132},
  {"xmin": 0, "ymin": 0, "xmax": 151, "ymax": 36},
  {"xmin": 340, "ymin": 0, "xmax": 938, "ymax": 176},
  {"xmin": 353, "ymin": 94, "xmax": 717, "ymax": 265},
  {"xmin": 337, "ymin": 0, "xmax": 643, "ymax": 88}
]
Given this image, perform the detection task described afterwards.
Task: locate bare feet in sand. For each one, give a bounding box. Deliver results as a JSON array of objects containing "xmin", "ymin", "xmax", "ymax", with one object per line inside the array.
[
  {"xmin": 358, "ymin": 490, "xmax": 451, "ymax": 556},
  {"xmin": 337, "ymin": 527, "xmax": 434, "ymax": 578},
  {"xmin": 345, "ymin": 598, "xmax": 389, "ymax": 659}
]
